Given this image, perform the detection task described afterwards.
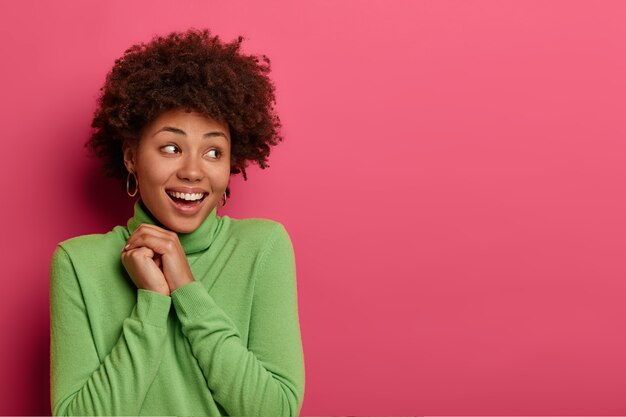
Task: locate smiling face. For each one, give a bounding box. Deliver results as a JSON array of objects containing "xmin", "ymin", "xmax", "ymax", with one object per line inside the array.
[{"xmin": 124, "ymin": 109, "xmax": 231, "ymax": 233}]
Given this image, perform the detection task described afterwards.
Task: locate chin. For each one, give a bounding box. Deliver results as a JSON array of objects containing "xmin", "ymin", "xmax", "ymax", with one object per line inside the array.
[
  {"xmin": 142, "ymin": 195, "xmax": 217, "ymax": 234},
  {"xmin": 164, "ymin": 217, "xmax": 202, "ymax": 234}
]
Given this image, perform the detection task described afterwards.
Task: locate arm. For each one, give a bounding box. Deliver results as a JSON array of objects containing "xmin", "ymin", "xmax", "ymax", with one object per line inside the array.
[
  {"xmin": 170, "ymin": 224, "xmax": 305, "ymax": 417},
  {"xmin": 50, "ymin": 246, "xmax": 171, "ymax": 416}
]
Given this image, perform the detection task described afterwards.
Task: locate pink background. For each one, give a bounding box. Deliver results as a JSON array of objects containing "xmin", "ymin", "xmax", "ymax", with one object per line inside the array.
[{"xmin": 1, "ymin": 0, "xmax": 625, "ymax": 415}]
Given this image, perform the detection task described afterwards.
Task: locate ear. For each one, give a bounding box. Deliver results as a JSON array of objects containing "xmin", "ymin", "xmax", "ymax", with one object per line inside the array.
[{"xmin": 122, "ymin": 141, "xmax": 137, "ymax": 173}]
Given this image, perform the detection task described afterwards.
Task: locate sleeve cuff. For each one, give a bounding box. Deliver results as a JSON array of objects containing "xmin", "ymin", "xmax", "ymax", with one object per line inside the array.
[
  {"xmin": 170, "ymin": 281, "xmax": 216, "ymax": 325},
  {"xmin": 133, "ymin": 289, "xmax": 172, "ymax": 328}
]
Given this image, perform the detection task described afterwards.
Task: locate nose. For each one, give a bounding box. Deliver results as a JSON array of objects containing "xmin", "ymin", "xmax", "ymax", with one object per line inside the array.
[{"xmin": 176, "ymin": 155, "xmax": 204, "ymax": 182}]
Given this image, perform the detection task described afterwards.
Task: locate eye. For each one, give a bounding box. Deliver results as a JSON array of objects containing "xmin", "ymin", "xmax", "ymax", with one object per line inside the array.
[
  {"xmin": 205, "ymin": 149, "xmax": 221, "ymax": 159},
  {"xmin": 161, "ymin": 144, "xmax": 179, "ymax": 154}
]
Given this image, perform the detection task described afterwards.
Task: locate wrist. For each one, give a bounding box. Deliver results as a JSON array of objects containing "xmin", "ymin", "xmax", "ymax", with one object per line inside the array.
[
  {"xmin": 168, "ymin": 274, "xmax": 194, "ymax": 292},
  {"xmin": 140, "ymin": 281, "xmax": 171, "ymax": 296}
]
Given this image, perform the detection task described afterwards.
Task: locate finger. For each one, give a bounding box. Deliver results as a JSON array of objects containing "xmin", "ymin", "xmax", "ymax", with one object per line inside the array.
[
  {"xmin": 129, "ymin": 224, "xmax": 172, "ymax": 241},
  {"xmin": 124, "ymin": 225, "xmax": 175, "ymax": 251},
  {"xmin": 121, "ymin": 247, "xmax": 157, "ymax": 277},
  {"xmin": 122, "ymin": 246, "xmax": 156, "ymax": 262},
  {"xmin": 135, "ymin": 223, "xmax": 176, "ymax": 237},
  {"xmin": 125, "ymin": 233, "xmax": 179, "ymax": 256},
  {"xmin": 121, "ymin": 247, "xmax": 167, "ymax": 292}
]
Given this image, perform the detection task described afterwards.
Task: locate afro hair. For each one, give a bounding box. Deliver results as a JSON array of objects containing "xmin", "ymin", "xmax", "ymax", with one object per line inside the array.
[{"xmin": 86, "ymin": 28, "xmax": 283, "ymax": 193}]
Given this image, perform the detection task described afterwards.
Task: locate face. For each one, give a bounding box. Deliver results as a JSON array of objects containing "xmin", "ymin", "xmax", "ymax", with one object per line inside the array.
[{"xmin": 124, "ymin": 109, "xmax": 231, "ymax": 233}]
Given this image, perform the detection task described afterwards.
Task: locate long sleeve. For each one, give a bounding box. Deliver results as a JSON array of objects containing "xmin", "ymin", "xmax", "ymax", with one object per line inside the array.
[
  {"xmin": 49, "ymin": 245, "xmax": 172, "ymax": 416},
  {"xmin": 170, "ymin": 224, "xmax": 305, "ymax": 417}
]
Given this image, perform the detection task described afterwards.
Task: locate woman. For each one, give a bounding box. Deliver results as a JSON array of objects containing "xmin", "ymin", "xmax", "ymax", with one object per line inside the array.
[{"xmin": 49, "ymin": 29, "xmax": 305, "ymax": 416}]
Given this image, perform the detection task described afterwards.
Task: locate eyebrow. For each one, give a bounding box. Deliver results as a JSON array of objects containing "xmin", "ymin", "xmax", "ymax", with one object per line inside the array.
[{"xmin": 153, "ymin": 126, "xmax": 229, "ymax": 140}]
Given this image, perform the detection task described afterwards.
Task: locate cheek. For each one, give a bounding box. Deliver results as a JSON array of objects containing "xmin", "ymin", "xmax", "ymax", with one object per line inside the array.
[
  {"xmin": 136, "ymin": 153, "xmax": 170, "ymax": 185},
  {"xmin": 136, "ymin": 167, "xmax": 171, "ymax": 196},
  {"xmin": 215, "ymin": 172, "xmax": 230, "ymax": 189},
  {"xmin": 212, "ymin": 154, "xmax": 231, "ymax": 180},
  {"xmin": 207, "ymin": 167, "xmax": 230, "ymax": 191}
]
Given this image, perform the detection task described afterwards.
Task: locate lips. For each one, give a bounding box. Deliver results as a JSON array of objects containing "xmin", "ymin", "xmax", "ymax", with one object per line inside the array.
[
  {"xmin": 166, "ymin": 190, "xmax": 206, "ymax": 201},
  {"xmin": 165, "ymin": 188, "xmax": 208, "ymax": 214}
]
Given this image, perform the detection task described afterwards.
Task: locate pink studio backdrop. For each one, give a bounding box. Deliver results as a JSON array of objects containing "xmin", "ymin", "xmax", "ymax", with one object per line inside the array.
[{"xmin": 1, "ymin": 0, "xmax": 625, "ymax": 415}]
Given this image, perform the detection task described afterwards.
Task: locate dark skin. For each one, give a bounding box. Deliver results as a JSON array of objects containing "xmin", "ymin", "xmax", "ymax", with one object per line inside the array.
[
  {"xmin": 121, "ymin": 224, "xmax": 195, "ymax": 296},
  {"xmin": 120, "ymin": 110, "xmax": 231, "ymax": 296}
]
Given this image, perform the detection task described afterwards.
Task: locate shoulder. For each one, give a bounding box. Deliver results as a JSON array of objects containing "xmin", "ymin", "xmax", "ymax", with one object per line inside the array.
[
  {"xmin": 219, "ymin": 216, "xmax": 294, "ymax": 254},
  {"xmin": 53, "ymin": 226, "xmax": 128, "ymax": 267},
  {"xmin": 221, "ymin": 215, "xmax": 291, "ymax": 242},
  {"xmin": 222, "ymin": 218, "xmax": 297, "ymax": 287}
]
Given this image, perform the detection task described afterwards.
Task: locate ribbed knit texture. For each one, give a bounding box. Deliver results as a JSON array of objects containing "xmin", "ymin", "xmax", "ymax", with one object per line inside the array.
[{"xmin": 49, "ymin": 200, "xmax": 305, "ymax": 416}]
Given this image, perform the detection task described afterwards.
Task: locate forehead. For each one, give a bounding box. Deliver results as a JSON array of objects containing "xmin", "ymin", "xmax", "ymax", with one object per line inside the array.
[{"xmin": 145, "ymin": 109, "xmax": 230, "ymax": 137}]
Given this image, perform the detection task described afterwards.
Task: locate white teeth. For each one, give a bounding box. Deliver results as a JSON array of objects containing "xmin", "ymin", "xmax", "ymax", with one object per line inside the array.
[{"xmin": 168, "ymin": 191, "xmax": 205, "ymax": 201}]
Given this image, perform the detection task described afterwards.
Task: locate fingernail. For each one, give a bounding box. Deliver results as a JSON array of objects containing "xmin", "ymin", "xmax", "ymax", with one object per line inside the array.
[{"xmin": 124, "ymin": 244, "xmax": 130, "ymax": 250}]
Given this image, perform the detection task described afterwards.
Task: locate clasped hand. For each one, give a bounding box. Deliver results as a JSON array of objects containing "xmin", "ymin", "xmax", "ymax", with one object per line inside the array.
[{"xmin": 121, "ymin": 224, "xmax": 194, "ymax": 296}]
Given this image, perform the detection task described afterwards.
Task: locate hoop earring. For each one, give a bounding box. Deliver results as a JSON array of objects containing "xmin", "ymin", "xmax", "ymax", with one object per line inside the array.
[
  {"xmin": 218, "ymin": 191, "xmax": 228, "ymax": 208},
  {"xmin": 126, "ymin": 171, "xmax": 138, "ymax": 197}
]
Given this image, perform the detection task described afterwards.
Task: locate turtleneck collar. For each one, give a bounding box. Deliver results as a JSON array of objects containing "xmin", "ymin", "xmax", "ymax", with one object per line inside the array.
[{"xmin": 126, "ymin": 199, "xmax": 220, "ymax": 255}]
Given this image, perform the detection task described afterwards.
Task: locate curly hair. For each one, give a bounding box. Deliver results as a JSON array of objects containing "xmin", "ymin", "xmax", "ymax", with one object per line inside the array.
[{"xmin": 86, "ymin": 28, "xmax": 282, "ymax": 194}]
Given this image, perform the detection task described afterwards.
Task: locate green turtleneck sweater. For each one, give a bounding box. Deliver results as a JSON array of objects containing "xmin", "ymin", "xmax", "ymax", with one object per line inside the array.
[{"xmin": 49, "ymin": 201, "xmax": 305, "ymax": 416}]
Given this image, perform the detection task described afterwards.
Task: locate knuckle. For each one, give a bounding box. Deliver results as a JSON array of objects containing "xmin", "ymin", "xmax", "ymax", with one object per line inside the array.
[{"xmin": 129, "ymin": 249, "xmax": 143, "ymax": 259}]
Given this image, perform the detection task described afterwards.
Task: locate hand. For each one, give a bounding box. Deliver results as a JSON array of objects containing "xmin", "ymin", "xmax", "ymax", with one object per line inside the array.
[
  {"xmin": 121, "ymin": 244, "xmax": 170, "ymax": 296},
  {"xmin": 122, "ymin": 224, "xmax": 195, "ymax": 293}
]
